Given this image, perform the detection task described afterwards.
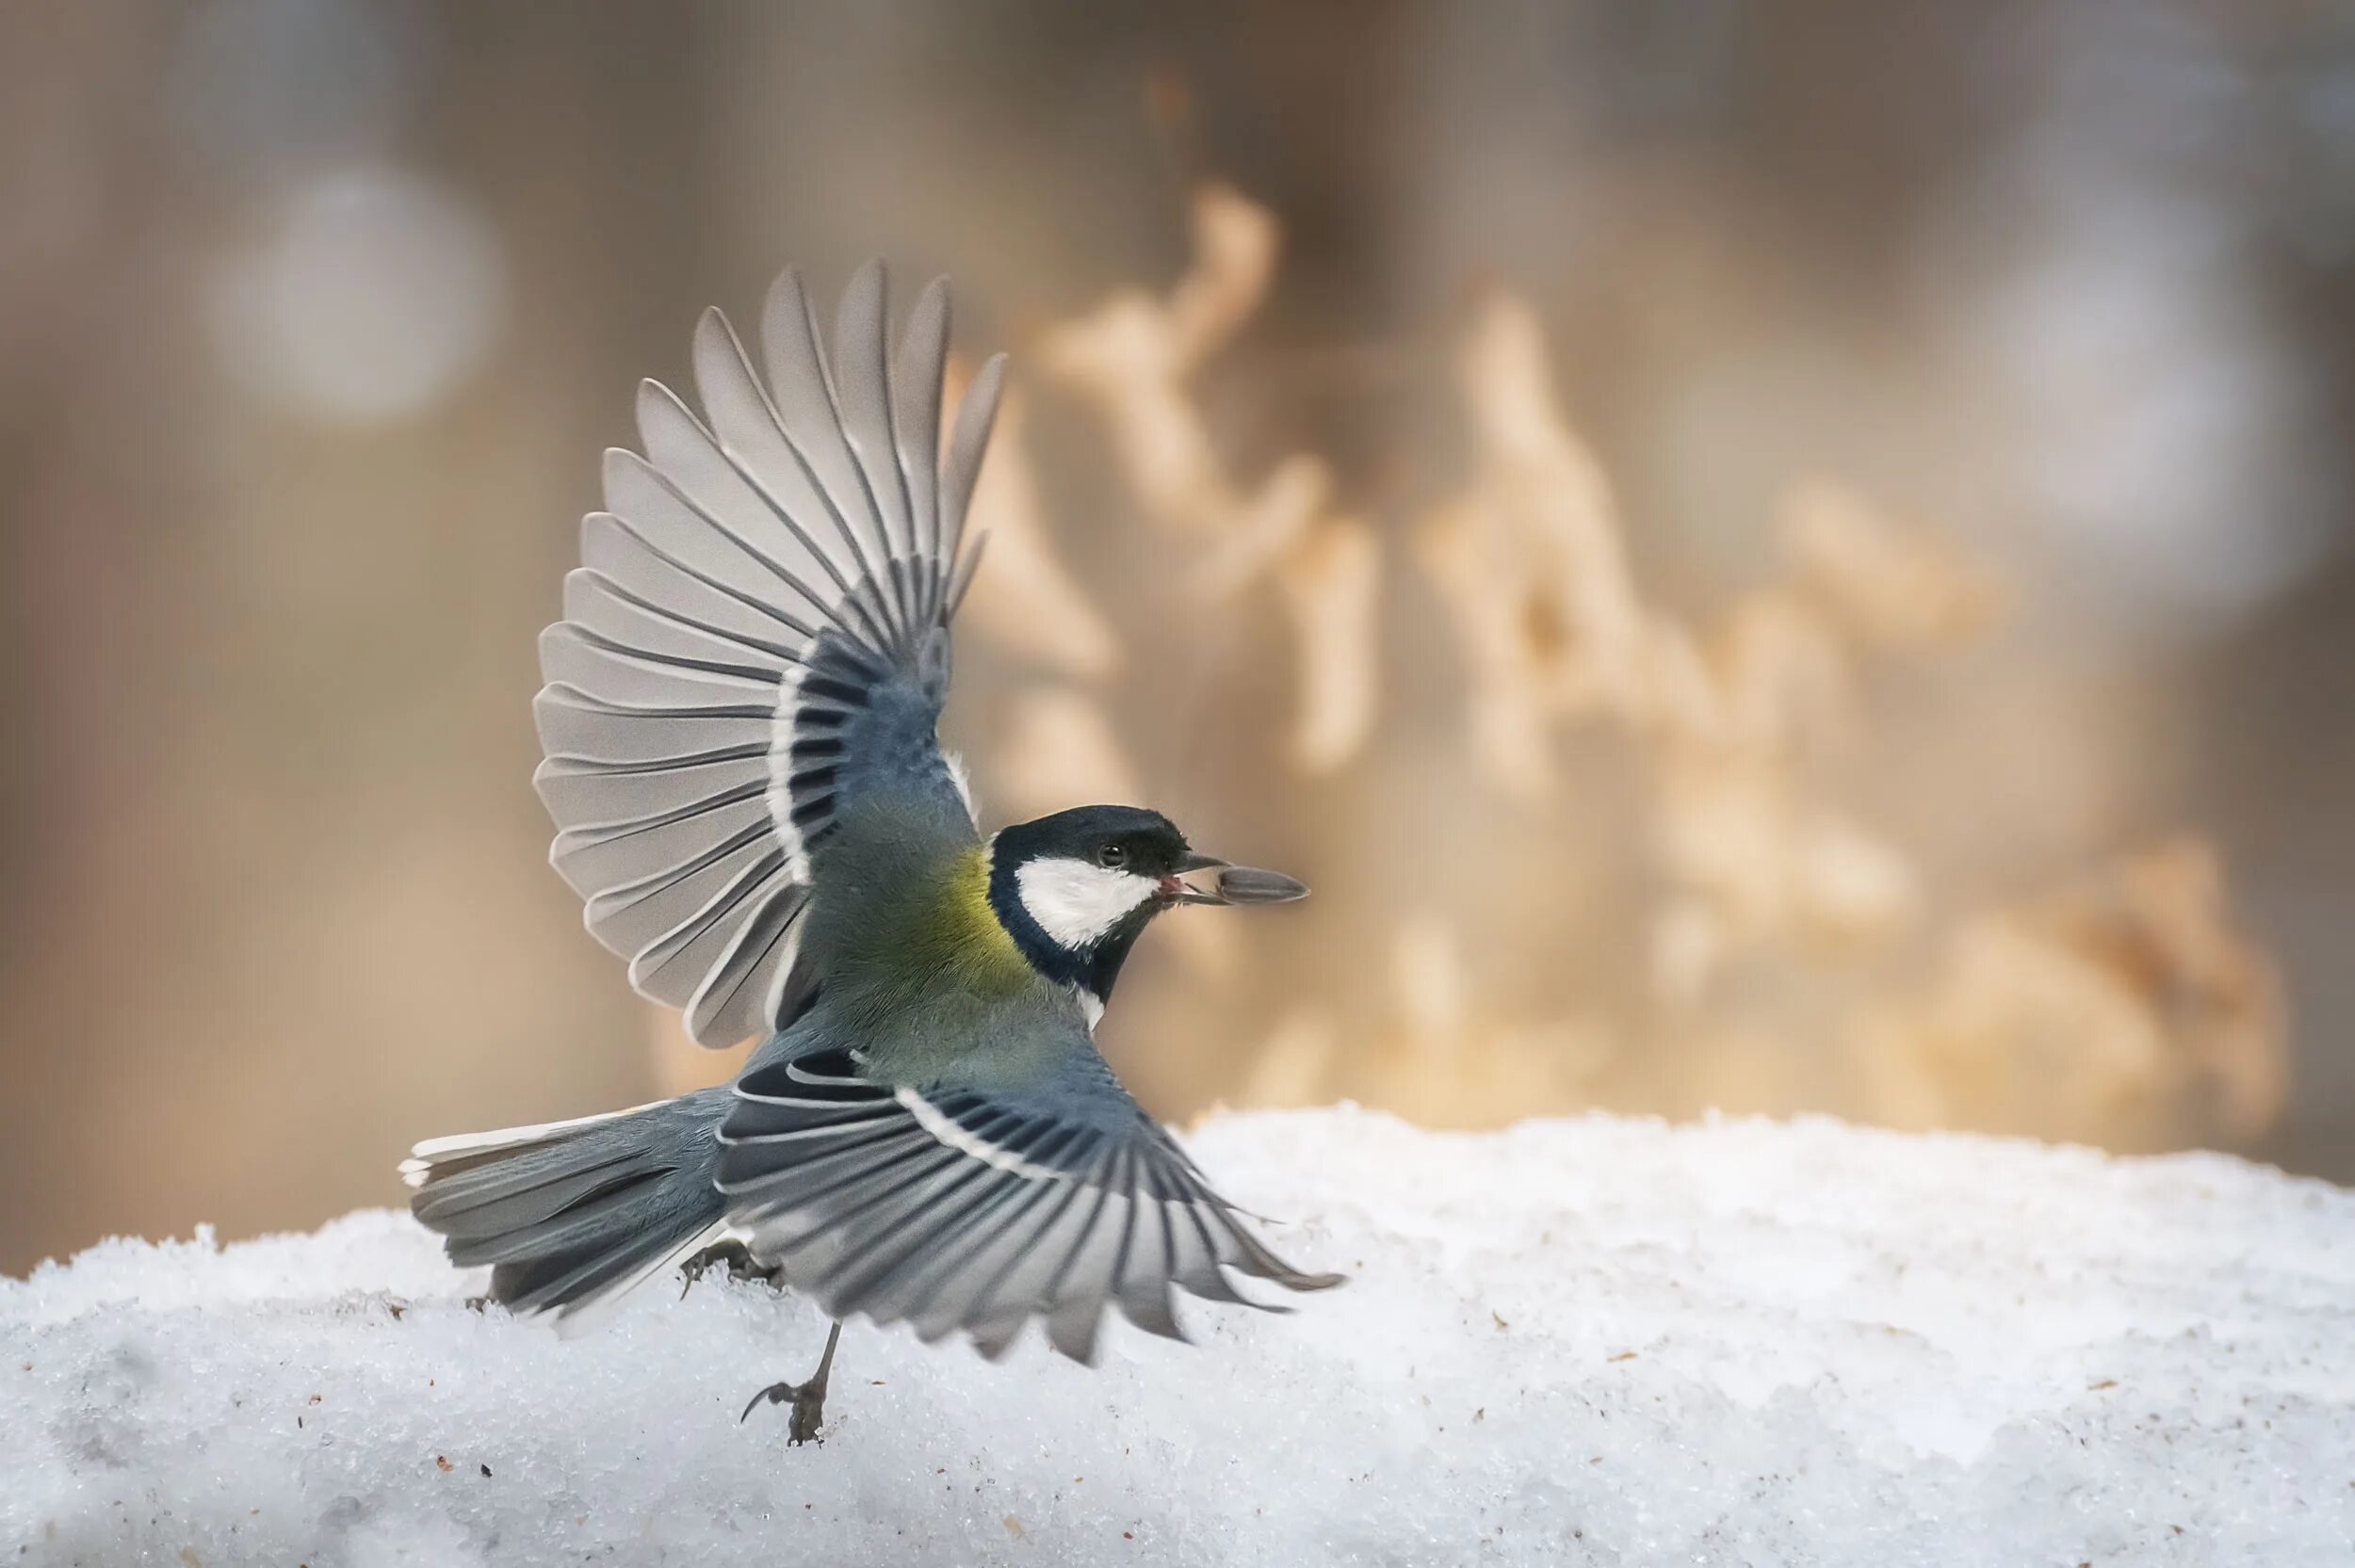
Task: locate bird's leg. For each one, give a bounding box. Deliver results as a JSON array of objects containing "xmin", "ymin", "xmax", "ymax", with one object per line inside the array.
[
  {"xmin": 739, "ymin": 1319, "xmax": 843, "ymax": 1446},
  {"xmin": 679, "ymin": 1237, "xmax": 784, "ymax": 1296}
]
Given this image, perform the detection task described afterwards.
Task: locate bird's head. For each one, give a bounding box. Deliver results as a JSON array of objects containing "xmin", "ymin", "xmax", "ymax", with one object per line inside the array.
[{"xmin": 985, "ymin": 804, "xmax": 1307, "ymax": 1016}]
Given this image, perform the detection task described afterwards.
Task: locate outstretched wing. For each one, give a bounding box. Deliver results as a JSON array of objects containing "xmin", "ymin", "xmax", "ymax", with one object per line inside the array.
[
  {"xmin": 713, "ymin": 1043, "xmax": 1343, "ymax": 1362},
  {"xmin": 534, "ymin": 264, "xmax": 1006, "ymax": 1047}
]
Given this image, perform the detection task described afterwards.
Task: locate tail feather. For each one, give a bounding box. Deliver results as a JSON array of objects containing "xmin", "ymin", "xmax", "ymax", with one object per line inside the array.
[
  {"xmin": 400, "ymin": 1098, "xmax": 669, "ymax": 1180},
  {"xmin": 491, "ymin": 1216, "xmax": 730, "ymax": 1318},
  {"xmin": 418, "ymin": 1155, "xmax": 654, "ymax": 1244},
  {"xmin": 406, "ymin": 1089, "xmax": 730, "ymax": 1317}
]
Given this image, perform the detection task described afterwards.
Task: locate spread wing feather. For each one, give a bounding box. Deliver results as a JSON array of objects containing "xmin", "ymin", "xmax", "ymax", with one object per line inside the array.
[
  {"xmin": 535, "ymin": 264, "xmax": 1005, "ymax": 1046},
  {"xmin": 714, "ymin": 1047, "xmax": 1342, "ymax": 1363}
]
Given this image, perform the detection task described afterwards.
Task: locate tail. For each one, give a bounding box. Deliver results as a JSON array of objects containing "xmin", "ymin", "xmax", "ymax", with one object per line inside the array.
[{"xmin": 401, "ymin": 1088, "xmax": 731, "ymax": 1317}]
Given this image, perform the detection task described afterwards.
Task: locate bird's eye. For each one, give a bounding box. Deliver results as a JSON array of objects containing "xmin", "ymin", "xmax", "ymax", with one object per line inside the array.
[{"xmin": 1097, "ymin": 844, "xmax": 1128, "ymax": 869}]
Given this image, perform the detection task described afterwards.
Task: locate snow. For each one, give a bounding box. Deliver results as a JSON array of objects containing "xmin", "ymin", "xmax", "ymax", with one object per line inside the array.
[{"xmin": 7, "ymin": 1108, "xmax": 2354, "ymax": 1567}]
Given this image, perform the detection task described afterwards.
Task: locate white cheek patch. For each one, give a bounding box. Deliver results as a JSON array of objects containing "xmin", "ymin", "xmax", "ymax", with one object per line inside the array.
[{"xmin": 1015, "ymin": 856, "xmax": 1159, "ymax": 949}]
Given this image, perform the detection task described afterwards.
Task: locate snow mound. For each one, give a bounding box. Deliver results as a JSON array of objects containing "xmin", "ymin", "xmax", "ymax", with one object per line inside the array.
[{"xmin": 7, "ymin": 1108, "xmax": 2354, "ymax": 1566}]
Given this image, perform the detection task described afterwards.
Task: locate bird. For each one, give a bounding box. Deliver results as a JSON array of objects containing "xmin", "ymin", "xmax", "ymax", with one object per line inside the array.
[{"xmin": 400, "ymin": 259, "xmax": 1341, "ymax": 1444}]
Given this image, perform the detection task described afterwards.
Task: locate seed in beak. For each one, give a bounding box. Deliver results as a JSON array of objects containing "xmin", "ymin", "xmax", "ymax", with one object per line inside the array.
[{"xmin": 1208, "ymin": 865, "xmax": 1309, "ymax": 904}]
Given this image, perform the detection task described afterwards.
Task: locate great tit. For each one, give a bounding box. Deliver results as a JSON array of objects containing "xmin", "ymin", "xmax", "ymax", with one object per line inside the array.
[{"xmin": 402, "ymin": 262, "xmax": 1340, "ymax": 1443}]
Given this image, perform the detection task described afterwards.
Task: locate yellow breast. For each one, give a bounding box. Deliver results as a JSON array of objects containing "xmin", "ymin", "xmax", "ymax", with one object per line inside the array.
[{"xmin": 914, "ymin": 843, "xmax": 1034, "ymax": 994}]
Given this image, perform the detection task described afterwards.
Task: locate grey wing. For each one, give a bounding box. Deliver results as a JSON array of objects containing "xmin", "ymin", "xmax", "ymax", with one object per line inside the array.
[
  {"xmin": 712, "ymin": 1041, "xmax": 1343, "ymax": 1362},
  {"xmin": 533, "ymin": 263, "xmax": 1008, "ymax": 1046}
]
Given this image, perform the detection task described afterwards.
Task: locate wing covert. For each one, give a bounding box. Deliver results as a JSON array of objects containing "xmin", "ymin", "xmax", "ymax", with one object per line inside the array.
[{"xmin": 534, "ymin": 264, "xmax": 1004, "ymax": 1046}]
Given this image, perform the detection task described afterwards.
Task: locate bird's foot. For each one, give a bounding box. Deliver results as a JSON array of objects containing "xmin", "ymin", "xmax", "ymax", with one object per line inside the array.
[
  {"xmin": 739, "ymin": 1319, "xmax": 843, "ymax": 1447},
  {"xmin": 739, "ymin": 1373, "xmax": 830, "ymax": 1445},
  {"xmin": 680, "ymin": 1238, "xmax": 784, "ymax": 1296}
]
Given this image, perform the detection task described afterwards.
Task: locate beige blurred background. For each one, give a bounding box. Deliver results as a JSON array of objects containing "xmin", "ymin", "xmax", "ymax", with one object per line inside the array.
[{"xmin": 7, "ymin": 0, "xmax": 2354, "ymax": 1274}]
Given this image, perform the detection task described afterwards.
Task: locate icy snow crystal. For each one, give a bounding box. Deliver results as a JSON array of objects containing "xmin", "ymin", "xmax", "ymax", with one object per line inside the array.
[{"xmin": 6, "ymin": 1109, "xmax": 2353, "ymax": 1566}]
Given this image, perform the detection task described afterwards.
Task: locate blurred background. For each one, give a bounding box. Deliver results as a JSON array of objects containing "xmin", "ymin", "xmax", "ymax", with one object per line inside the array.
[{"xmin": 6, "ymin": 0, "xmax": 2353, "ymax": 1274}]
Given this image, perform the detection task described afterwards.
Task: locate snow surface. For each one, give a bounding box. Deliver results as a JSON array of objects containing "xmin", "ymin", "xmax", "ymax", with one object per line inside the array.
[{"xmin": 6, "ymin": 1108, "xmax": 2353, "ymax": 1567}]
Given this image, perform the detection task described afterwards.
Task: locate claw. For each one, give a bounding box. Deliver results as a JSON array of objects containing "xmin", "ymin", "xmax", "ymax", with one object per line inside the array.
[
  {"xmin": 739, "ymin": 1319, "xmax": 842, "ymax": 1447},
  {"xmin": 739, "ymin": 1377, "xmax": 828, "ymax": 1444},
  {"xmin": 680, "ymin": 1238, "xmax": 782, "ymax": 1296}
]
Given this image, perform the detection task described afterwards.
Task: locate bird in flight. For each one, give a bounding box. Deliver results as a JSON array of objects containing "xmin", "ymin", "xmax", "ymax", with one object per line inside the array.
[{"xmin": 402, "ymin": 261, "xmax": 1340, "ymax": 1443}]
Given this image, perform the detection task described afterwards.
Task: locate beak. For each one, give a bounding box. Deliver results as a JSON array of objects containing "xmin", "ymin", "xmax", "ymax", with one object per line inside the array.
[{"xmin": 1164, "ymin": 850, "xmax": 1309, "ymax": 906}]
